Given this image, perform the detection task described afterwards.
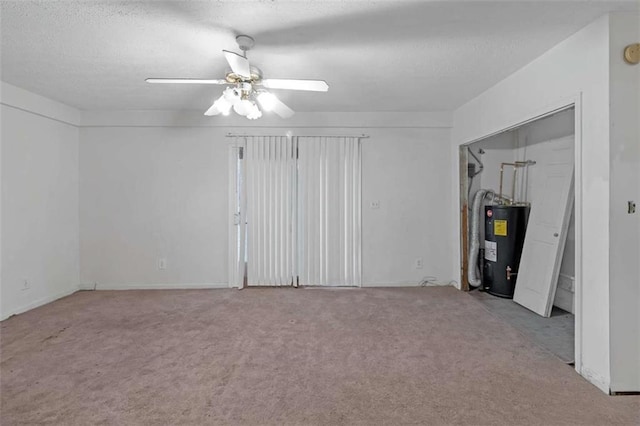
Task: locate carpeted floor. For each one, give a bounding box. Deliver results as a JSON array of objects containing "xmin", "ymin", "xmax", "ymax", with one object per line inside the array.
[{"xmin": 1, "ymin": 287, "xmax": 638, "ymax": 425}]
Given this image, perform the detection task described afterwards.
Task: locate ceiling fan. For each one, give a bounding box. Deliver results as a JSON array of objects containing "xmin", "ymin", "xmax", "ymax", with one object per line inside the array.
[{"xmin": 146, "ymin": 35, "xmax": 328, "ymax": 119}]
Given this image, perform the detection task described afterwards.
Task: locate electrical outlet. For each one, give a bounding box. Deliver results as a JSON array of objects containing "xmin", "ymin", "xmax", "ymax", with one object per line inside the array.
[
  {"xmin": 22, "ymin": 279, "xmax": 30, "ymax": 291},
  {"xmin": 415, "ymin": 258, "xmax": 424, "ymax": 269},
  {"xmin": 628, "ymin": 201, "xmax": 636, "ymax": 214},
  {"xmin": 370, "ymin": 200, "xmax": 380, "ymax": 209},
  {"xmin": 158, "ymin": 258, "xmax": 167, "ymax": 270}
]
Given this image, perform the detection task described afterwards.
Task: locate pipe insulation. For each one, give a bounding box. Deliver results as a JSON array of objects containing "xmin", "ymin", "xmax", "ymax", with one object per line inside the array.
[{"xmin": 468, "ymin": 189, "xmax": 494, "ymax": 287}]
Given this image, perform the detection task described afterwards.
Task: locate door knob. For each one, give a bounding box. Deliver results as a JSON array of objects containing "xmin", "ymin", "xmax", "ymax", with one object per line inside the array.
[{"xmin": 553, "ymin": 233, "xmax": 559, "ymax": 237}]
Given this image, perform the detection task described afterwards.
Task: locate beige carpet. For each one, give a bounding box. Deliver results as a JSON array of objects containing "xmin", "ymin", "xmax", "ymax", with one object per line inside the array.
[{"xmin": 1, "ymin": 287, "xmax": 638, "ymax": 425}]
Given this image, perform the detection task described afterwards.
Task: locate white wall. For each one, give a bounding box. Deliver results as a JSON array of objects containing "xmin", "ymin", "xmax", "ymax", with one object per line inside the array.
[
  {"xmin": 79, "ymin": 111, "xmax": 453, "ymax": 289},
  {"xmin": 0, "ymin": 83, "xmax": 81, "ymax": 320},
  {"xmin": 608, "ymin": 13, "xmax": 640, "ymax": 393},
  {"xmin": 470, "ymin": 132, "xmax": 517, "ymax": 200},
  {"xmin": 452, "ymin": 16, "xmax": 612, "ymax": 391},
  {"xmin": 362, "ymin": 127, "xmax": 452, "ymax": 286},
  {"xmin": 1, "ymin": 91, "xmax": 3, "ymax": 319},
  {"xmin": 79, "ymin": 127, "xmax": 229, "ymax": 288}
]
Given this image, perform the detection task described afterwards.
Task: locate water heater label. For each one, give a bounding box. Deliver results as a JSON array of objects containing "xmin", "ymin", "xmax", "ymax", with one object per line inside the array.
[
  {"xmin": 485, "ymin": 240, "xmax": 497, "ymax": 262},
  {"xmin": 494, "ymin": 220, "xmax": 507, "ymax": 236}
]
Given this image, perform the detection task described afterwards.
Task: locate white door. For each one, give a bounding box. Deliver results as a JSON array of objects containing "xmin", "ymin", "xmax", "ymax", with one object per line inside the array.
[{"xmin": 513, "ymin": 135, "xmax": 574, "ymax": 317}]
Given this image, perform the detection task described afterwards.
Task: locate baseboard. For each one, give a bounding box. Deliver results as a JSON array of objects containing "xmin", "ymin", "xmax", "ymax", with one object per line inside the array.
[
  {"xmin": 78, "ymin": 282, "xmax": 230, "ymax": 291},
  {"xmin": 610, "ymin": 382, "xmax": 640, "ymax": 394},
  {"xmin": 557, "ymin": 273, "xmax": 575, "ymax": 292},
  {"xmin": 553, "ymin": 288, "xmax": 574, "ymax": 314},
  {"xmin": 0, "ymin": 287, "xmax": 79, "ymax": 321},
  {"xmin": 580, "ymin": 366, "xmax": 610, "ymax": 394},
  {"xmin": 553, "ymin": 273, "xmax": 575, "ymax": 313},
  {"xmin": 363, "ymin": 281, "xmax": 453, "ymax": 288}
]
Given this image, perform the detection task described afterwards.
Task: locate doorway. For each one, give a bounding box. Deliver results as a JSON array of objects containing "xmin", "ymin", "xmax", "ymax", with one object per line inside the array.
[
  {"xmin": 229, "ymin": 135, "xmax": 362, "ymax": 288},
  {"xmin": 459, "ymin": 107, "xmax": 576, "ymax": 363}
]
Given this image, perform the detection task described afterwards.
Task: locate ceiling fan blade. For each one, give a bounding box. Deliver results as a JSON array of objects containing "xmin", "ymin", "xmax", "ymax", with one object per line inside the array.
[
  {"xmin": 223, "ymin": 50, "xmax": 251, "ymax": 78},
  {"xmin": 257, "ymin": 92, "xmax": 294, "ymax": 119},
  {"xmin": 261, "ymin": 79, "xmax": 328, "ymax": 92},
  {"xmin": 146, "ymin": 78, "xmax": 228, "ymax": 84},
  {"xmin": 204, "ymin": 102, "xmax": 222, "ymax": 116},
  {"xmin": 271, "ymin": 97, "xmax": 295, "ymax": 119}
]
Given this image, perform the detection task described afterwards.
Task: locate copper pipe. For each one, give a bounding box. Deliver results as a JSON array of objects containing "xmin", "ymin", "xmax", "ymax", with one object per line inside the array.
[{"xmin": 499, "ymin": 161, "xmax": 536, "ymax": 203}]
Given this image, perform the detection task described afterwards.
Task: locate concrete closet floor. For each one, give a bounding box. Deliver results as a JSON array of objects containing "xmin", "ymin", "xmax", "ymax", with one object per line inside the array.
[
  {"xmin": 1, "ymin": 287, "xmax": 638, "ymax": 425},
  {"xmin": 468, "ymin": 289, "xmax": 575, "ymax": 364}
]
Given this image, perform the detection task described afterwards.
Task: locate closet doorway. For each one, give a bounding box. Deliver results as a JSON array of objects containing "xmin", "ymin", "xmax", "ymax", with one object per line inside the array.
[
  {"xmin": 459, "ymin": 107, "xmax": 577, "ymax": 364},
  {"xmin": 228, "ymin": 135, "xmax": 362, "ymax": 288}
]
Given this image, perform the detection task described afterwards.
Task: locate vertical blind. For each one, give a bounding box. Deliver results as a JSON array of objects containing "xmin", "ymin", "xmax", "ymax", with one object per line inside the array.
[
  {"xmin": 238, "ymin": 135, "xmax": 361, "ymax": 287},
  {"xmin": 297, "ymin": 137, "xmax": 361, "ymax": 286},
  {"xmin": 243, "ymin": 136, "xmax": 297, "ymax": 286}
]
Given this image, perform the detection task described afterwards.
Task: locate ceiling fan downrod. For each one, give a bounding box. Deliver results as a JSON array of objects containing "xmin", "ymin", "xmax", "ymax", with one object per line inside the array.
[{"xmin": 236, "ymin": 35, "xmax": 255, "ymax": 58}]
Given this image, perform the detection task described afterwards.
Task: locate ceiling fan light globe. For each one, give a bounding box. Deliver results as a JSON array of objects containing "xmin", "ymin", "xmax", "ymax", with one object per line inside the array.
[
  {"xmin": 233, "ymin": 102, "xmax": 246, "ymax": 116},
  {"xmin": 250, "ymin": 102, "xmax": 262, "ymax": 119},
  {"xmin": 219, "ymin": 101, "xmax": 232, "ymax": 115},
  {"xmin": 223, "ymin": 87, "xmax": 239, "ymax": 102},
  {"xmin": 212, "ymin": 94, "xmax": 232, "ymax": 113},
  {"xmin": 257, "ymin": 92, "xmax": 278, "ymax": 112},
  {"xmin": 247, "ymin": 109, "xmax": 262, "ymax": 120},
  {"xmin": 234, "ymin": 99, "xmax": 256, "ymax": 116}
]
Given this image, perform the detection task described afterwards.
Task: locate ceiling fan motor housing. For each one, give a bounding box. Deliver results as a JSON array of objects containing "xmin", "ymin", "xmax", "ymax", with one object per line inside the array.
[
  {"xmin": 225, "ymin": 66, "xmax": 262, "ymax": 84},
  {"xmin": 236, "ymin": 35, "xmax": 255, "ymax": 52},
  {"xmin": 236, "ymin": 82, "xmax": 253, "ymax": 99}
]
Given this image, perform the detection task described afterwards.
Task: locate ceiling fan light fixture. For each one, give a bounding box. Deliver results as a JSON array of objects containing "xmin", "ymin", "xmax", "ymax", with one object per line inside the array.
[
  {"xmin": 246, "ymin": 108, "xmax": 262, "ymax": 120},
  {"xmin": 154, "ymin": 36, "xmax": 319, "ymax": 119},
  {"xmin": 256, "ymin": 92, "xmax": 278, "ymax": 111},
  {"xmin": 217, "ymin": 99, "xmax": 233, "ymax": 115},
  {"xmin": 233, "ymin": 98, "xmax": 262, "ymax": 119},
  {"xmin": 233, "ymin": 98, "xmax": 251, "ymax": 116},
  {"xmin": 223, "ymin": 87, "xmax": 239, "ymax": 102},
  {"xmin": 204, "ymin": 89, "xmax": 236, "ymax": 116},
  {"xmin": 213, "ymin": 94, "xmax": 233, "ymax": 115},
  {"xmin": 204, "ymin": 100, "xmax": 222, "ymax": 116}
]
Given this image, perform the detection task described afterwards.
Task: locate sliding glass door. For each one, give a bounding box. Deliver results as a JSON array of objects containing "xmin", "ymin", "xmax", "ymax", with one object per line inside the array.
[{"xmin": 231, "ymin": 135, "xmax": 361, "ymax": 288}]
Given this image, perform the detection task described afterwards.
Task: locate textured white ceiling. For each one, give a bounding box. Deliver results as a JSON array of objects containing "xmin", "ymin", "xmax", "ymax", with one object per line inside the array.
[{"xmin": 1, "ymin": 1, "xmax": 637, "ymax": 112}]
